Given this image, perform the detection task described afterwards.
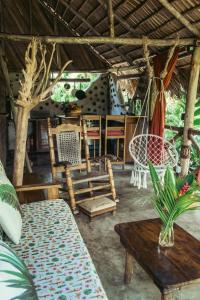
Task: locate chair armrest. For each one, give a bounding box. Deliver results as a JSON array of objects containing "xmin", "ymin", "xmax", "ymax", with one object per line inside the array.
[{"xmin": 15, "ymin": 182, "xmax": 62, "ymax": 201}]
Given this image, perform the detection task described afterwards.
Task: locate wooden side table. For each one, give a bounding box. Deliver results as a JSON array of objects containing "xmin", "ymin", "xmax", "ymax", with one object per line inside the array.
[{"xmin": 115, "ymin": 219, "xmax": 200, "ymax": 300}]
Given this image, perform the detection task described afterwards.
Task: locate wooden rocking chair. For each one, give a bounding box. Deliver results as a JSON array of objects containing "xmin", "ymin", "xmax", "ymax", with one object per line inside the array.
[{"xmin": 47, "ymin": 118, "xmax": 117, "ymax": 219}]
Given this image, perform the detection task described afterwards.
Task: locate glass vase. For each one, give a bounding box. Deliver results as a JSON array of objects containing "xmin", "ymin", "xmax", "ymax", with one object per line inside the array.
[{"xmin": 159, "ymin": 224, "xmax": 174, "ymax": 248}]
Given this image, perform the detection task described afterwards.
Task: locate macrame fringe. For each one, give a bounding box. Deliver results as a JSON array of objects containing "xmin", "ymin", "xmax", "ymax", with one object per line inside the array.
[{"xmin": 130, "ymin": 166, "xmax": 148, "ymax": 189}]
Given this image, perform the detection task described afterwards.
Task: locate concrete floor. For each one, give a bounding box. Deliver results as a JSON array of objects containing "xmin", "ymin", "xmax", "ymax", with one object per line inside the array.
[{"xmin": 74, "ymin": 169, "xmax": 200, "ymax": 300}]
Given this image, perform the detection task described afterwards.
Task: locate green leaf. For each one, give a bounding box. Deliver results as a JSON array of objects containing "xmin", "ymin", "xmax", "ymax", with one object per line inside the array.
[
  {"xmin": 195, "ymin": 101, "xmax": 200, "ymax": 108},
  {"xmin": 148, "ymin": 161, "xmax": 162, "ymax": 195},
  {"xmin": 194, "ymin": 108, "xmax": 200, "ymax": 116},
  {"xmin": 194, "ymin": 118, "xmax": 200, "ymax": 127},
  {"xmin": 0, "ymin": 183, "xmax": 21, "ymax": 211}
]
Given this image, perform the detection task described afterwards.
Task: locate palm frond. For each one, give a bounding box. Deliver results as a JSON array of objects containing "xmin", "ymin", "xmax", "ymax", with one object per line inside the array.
[{"xmin": 0, "ymin": 184, "xmax": 21, "ymax": 211}]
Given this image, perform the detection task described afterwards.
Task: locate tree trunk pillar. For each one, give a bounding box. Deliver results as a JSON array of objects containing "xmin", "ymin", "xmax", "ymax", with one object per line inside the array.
[
  {"xmin": 13, "ymin": 107, "xmax": 29, "ymax": 186},
  {"xmin": 180, "ymin": 46, "xmax": 200, "ymax": 176}
]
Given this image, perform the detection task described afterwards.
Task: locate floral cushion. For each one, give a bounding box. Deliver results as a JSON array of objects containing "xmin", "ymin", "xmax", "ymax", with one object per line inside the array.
[{"xmin": 6, "ymin": 199, "xmax": 108, "ymax": 300}]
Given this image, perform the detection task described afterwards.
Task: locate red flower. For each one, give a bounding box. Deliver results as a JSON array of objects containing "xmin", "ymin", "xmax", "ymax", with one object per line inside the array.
[
  {"xmin": 179, "ymin": 182, "xmax": 190, "ymax": 196},
  {"xmin": 196, "ymin": 168, "xmax": 200, "ymax": 186}
]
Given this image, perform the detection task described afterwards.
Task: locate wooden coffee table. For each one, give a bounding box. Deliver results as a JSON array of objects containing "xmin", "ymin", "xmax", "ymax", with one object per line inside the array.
[{"xmin": 115, "ymin": 219, "xmax": 200, "ymax": 300}]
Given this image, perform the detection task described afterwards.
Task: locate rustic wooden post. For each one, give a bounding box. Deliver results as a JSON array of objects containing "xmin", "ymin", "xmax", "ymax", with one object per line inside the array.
[
  {"xmin": 13, "ymin": 107, "xmax": 29, "ymax": 185},
  {"xmin": 12, "ymin": 38, "xmax": 72, "ymax": 186},
  {"xmin": 180, "ymin": 46, "xmax": 200, "ymax": 176}
]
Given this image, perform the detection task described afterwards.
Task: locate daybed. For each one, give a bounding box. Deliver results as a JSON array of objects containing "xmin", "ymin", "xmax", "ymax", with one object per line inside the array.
[{"xmin": 1, "ymin": 182, "xmax": 108, "ymax": 300}]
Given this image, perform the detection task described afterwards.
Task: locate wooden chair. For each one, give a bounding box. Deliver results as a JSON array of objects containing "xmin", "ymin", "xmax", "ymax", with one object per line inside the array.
[
  {"xmin": 81, "ymin": 115, "xmax": 102, "ymax": 159},
  {"xmin": 65, "ymin": 158, "xmax": 117, "ymax": 220},
  {"xmin": 104, "ymin": 115, "xmax": 127, "ymax": 168},
  {"xmin": 48, "ymin": 118, "xmax": 117, "ymax": 219}
]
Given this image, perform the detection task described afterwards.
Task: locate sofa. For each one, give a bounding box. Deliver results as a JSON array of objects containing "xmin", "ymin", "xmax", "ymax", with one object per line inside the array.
[{"xmin": 1, "ymin": 182, "xmax": 108, "ymax": 300}]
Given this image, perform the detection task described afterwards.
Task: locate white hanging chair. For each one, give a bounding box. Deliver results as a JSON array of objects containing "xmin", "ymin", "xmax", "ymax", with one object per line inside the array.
[
  {"xmin": 129, "ymin": 77, "xmax": 178, "ymax": 189},
  {"xmin": 129, "ymin": 134, "xmax": 178, "ymax": 189}
]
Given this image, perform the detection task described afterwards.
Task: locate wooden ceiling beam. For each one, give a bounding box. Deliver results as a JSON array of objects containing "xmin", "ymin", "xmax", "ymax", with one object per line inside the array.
[
  {"xmin": 121, "ymin": 13, "xmax": 200, "ymax": 61},
  {"xmin": 32, "ymin": 0, "xmax": 67, "ymax": 67},
  {"xmin": 96, "ymin": 0, "xmax": 144, "ymax": 37},
  {"xmin": 157, "ymin": 0, "xmax": 200, "ymax": 37},
  {"xmin": 68, "ymin": 0, "xmax": 88, "ymax": 25},
  {"xmin": 0, "ymin": 33, "xmax": 196, "ymax": 47},
  {"xmin": 112, "ymin": 3, "xmax": 200, "ymax": 62},
  {"xmin": 37, "ymin": 0, "xmax": 111, "ymax": 67},
  {"xmin": 57, "ymin": 0, "xmax": 132, "ymax": 65}
]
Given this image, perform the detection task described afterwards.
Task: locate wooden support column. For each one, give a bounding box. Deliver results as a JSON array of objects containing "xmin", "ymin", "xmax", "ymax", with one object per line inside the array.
[
  {"xmin": 13, "ymin": 107, "xmax": 29, "ymax": 186},
  {"xmin": 180, "ymin": 46, "xmax": 200, "ymax": 176}
]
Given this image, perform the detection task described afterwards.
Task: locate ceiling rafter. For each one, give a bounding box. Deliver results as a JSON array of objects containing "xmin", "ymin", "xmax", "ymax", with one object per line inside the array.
[
  {"xmin": 109, "ymin": 3, "xmax": 200, "ymax": 62},
  {"xmin": 37, "ymin": 0, "xmax": 111, "ymax": 67},
  {"xmin": 32, "ymin": 0, "xmax": 68, "ymax": 66},
  {"xmin": 121, "ymin": 5, "xmax": 200, "ymax": 60},
  {"xmin": 83, "ymin": 0, "xmax": 147, "ymax": 37},
  {"xmin": 58, "ymin": 0, "xmax": 133, "ymax": 65},
  {"xmin": 54, "ymin": 0, "xmax": 60, "ymax": 12},
  {"xmin": 157, "ymin": 0, "xmax": 200, "ymax": 37},
  {"xmin": 67, "ymin": 0, "xmax": 88, "ymax": 25}
]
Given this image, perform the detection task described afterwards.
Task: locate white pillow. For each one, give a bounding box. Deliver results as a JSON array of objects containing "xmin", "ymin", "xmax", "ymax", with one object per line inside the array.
[
  {"xmin": 0, "ymin": 240, "xmax": 38, "ymax": 300},
  {"xmin": 0, "ymin": 162, "xmax": 22, "ymax": 244}
]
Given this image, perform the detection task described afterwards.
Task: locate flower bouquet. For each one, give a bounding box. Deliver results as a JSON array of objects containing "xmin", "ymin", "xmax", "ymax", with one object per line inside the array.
[{"xmin": 149, "ymin": 162, "xmax": 200, "ymax": 247}]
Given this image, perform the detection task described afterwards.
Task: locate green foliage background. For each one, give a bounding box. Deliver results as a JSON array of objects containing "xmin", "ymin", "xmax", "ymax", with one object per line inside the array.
[
  {"xmin": 51, "ymin": 72, "xmax": 100, "ymax": 103},
  {"xmin": 165, "ymin": 92, "xmax": 200, "ymax": 170}
]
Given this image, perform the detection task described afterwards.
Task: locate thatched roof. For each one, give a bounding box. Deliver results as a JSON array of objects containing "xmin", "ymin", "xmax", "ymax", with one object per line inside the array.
[{"xmin": 1, "ymin": 0, "xmax": 200, "ymax": 74}]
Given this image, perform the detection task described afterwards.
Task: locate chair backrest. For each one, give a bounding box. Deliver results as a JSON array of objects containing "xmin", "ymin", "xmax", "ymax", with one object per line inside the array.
[
  {"xmin": 82, "ymin": 115, "xmax": 102, "ymax": 158},
  {"xmin": 105, "ymin": 115, "xmax": 126, "ymax": 137},
  {"xmin": 47, "ymin": 119, "xmax": 91, "ymax": 176}
]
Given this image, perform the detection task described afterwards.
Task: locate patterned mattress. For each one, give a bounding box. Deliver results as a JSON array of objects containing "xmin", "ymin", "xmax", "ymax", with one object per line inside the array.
[{"xmin": 7, "ymin": 199, "xmax": 108, "ymax": 300}]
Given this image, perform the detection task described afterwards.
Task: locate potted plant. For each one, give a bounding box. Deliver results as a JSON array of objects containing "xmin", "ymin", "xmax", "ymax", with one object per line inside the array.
[{"xmin": 149, "ymin": 162, "xmax": 200, "ymax": 247}]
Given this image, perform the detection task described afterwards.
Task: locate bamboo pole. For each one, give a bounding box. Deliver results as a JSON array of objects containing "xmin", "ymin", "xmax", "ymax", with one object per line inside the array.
[
  {"xmin": 0, "ymin": 32, "xmax": 197, "ymax": 47},
  {"xmin": 108, "ymin": 0, "xmax": 115, "ymax": 38},
  {"xmin": 157, "ymin": 0, "xmax": 200, "ymax": 37},
  {"xmin": 180, "ymin": 46, "xmax": 200, "ymax": 176}
]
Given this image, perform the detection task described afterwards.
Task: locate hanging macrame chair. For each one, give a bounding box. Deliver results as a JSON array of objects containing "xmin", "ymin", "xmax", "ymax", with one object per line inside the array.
[{"xmin": 129, "ymin": 78, "xmax": 178, "ymax": 189}]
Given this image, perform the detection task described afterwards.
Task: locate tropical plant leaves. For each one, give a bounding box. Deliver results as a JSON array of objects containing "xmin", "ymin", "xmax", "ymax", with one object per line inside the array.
[
  {"xmin": 148, "ymin": 163, "xmax": 200, "ymax": 227},
  {"xmin": 176, "ymin": 173, "xmax": 194, "ymax": 191},
  {"xmin": 0, "ymin": 184, "xmax": 21, "ymax": 211},
  {"xmin": 0, "ymin": 241, "xmax": 38, "ymax": 300},
  {"xmin": 195, "ymin": 101, "xmax": 200, "ymax": 108},
  {"xmin": 194, "ymin": 119, "xmax": 200, "ymax": 127}
]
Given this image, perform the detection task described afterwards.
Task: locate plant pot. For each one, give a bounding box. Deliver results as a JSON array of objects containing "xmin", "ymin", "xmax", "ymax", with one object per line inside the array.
[{"xmin": 159, "ymin": 224, "xmax": 174, "ymax": 248}]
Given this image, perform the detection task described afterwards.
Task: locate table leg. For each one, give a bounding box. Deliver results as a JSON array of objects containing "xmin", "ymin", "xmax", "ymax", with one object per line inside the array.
[
  {"xmin": 124, "ymin": 250, "xmax": 134, "ymax": 284},
  {"xmin": 161, "ymin": 292, "xmax": 172, "ymax": 300}
]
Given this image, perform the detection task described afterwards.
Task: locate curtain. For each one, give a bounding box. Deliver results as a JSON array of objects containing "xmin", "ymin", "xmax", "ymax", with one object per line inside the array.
[{"xmin": 150, "ymin": 48, "xmax": 179, "ymax": 137}]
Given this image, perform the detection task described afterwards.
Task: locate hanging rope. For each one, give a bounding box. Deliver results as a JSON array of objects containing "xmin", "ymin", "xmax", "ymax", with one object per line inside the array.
[
  {"xmin": 142, "ymin": 36, "xmax": 154, "ymax": 80},
  {"xmin": 129, "ymin": 38, "xmax": 179, "ymax": 189}
]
